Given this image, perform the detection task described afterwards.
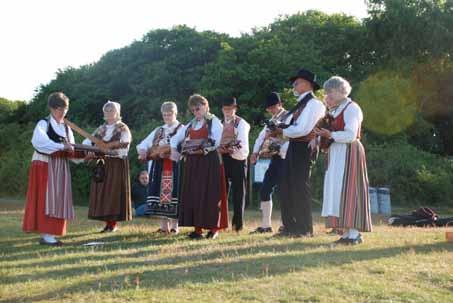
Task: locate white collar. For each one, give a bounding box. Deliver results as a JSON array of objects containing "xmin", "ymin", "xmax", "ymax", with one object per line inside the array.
[
  {"xmin": 297, "ymin": 91, "xmax": 313, "ymax": 102},
  {"xmin": 49, "ymin": 115, "xmax": 65, "ymax": 126},
  {"xmin": 272, "ymin": 108, "xmax": 285, "ymax": 119},
  {"xmin": 163, "ymin": 120, "xmax": 179, "ymax": 129}
]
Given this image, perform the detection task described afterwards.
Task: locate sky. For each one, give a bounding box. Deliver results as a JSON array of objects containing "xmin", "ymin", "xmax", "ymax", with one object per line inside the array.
[{"xmin": 0, "ymin": 0, "xmax": 368, "ymax": 102}]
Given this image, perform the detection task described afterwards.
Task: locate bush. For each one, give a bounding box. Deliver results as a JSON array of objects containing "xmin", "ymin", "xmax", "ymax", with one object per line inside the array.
[{"xmin": 366, "ymin": 138, "xmax": 453, "ymax": 206}]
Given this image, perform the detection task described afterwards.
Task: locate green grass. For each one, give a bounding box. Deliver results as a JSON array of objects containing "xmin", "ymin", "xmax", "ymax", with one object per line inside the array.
[{"xmin": 0, "ymin": 199, "xmax": 452, "ymax": 303}]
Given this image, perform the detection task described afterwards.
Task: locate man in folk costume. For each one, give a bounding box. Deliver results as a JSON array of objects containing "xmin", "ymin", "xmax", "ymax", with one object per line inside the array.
[
  {"xmin": 170, "ymin": 94, "xmax": 228, "ymax": 240},
  {"xmin": 218, "ymin": 97, "xmax": 250, "ymax": 232},
  {"xmin": 137, "ymin": 101, "xmax": 183, "ymax": 234},
  {"xmin": 275, "ymin": 68, "xmax": 325, "ymax": 237},
  {"xmin": 23, "ymin": 92, "xmax": 81, "ymax": 246},
  {"xmin": 315, "ymin": 76, "xmax": 372, "ymax": 245},
  {"xmin": 250, "ymin": 92, "xmax": 289, "ymax": 234},
  {"xmin": 83, "ymin": 101, "xmax": 132, "ymax": 232}
]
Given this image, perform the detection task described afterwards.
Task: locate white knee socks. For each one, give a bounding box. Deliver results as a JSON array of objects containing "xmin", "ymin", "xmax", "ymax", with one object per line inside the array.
[{"xmin": 260, "ymin": 200, "xmax": 272, "ymax": 228}]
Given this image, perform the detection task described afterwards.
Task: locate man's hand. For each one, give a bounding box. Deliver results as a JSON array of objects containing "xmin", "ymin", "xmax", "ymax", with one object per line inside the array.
[{"xmin": 250, "ymin": 153, "xmax": 258, "ymax": 165}]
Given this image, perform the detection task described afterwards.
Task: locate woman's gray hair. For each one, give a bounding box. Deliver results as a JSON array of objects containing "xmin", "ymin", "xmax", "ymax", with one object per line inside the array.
[
  {"xmin": 323, "ymin": 76, "xmax": 352, "ymax": 100},
  {"xmin": 161, "ymin": 101, "xmax": 178, "ymax": 114}
]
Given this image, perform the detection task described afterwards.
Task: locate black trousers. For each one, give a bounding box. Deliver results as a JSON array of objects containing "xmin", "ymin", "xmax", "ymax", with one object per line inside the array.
[
  {"xmin": 260, "ymin": 155, "xmax": 284, "ymax": 201},
  {"xmin": 279, "ymin": 141, "xmax": 314, "ymax": 235},
  {"xmin": 223, "ymin": 154, "xmax": 247, "ymax": 231}
]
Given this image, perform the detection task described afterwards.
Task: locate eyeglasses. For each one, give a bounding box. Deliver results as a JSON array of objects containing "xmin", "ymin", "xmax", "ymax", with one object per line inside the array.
[
  {"xmin": 292, "ymin": 80, "xmax": 303, "ymax": 88},
  {"xmin": 191, "ymin": 106, "xmax": 202, "ymax": 113},
  {"xmin": 54, "ymin": 107, "xmax": 68, "ymax": 113}
]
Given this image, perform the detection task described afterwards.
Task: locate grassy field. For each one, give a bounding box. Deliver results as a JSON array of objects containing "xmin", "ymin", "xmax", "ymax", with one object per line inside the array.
[{"xmin": 0, "ymin": 199, "xmax": 452, "ymax": 303}]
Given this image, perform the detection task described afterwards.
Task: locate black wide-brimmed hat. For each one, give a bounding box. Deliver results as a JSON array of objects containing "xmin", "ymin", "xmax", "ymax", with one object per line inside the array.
[
  {"xmin": 265, "ymin": 92, "xmax": 282, "ymax": 108},
  {"xmin": 220, "ymin": 96, "xmax": 238, "ymax": 107},
  {"xmin": 289, "ymin": 68, "xmax": 321, "ymax": 91}
]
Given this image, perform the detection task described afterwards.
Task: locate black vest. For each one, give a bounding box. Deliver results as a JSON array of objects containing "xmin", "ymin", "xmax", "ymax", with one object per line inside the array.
[{"xmin": 42, "ymin": 117, "xmax": 68, "ymax": 143}]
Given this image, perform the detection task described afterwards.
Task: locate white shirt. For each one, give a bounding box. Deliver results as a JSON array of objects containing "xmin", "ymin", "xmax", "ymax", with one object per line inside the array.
[
  {"xmin": 137, "ymin": 121, "xmax": 183, "ymax": 153},
  {"xmin": 82, "ymin": 121, "xmax": 131, "ymax": 158},
  {"xmin": 283, "ymin": 91, "xmax": 326, "ymax": 138},
  {"xmin": 31, "ymin": 116, "xmax": 75, "ymax": 154},
  {"xmin": 222, "ymin": 117, "xmax": 250, "ymax": 161},
  {"xmin": 170, "ymin": 115, "xmax": 223, "ymax": 149},
  {"xmin": 330, "ymin": 98, "xmax": 363, "ymax": 143},
  {"xmin": 252, "ymin": 109, "xmax": 289, "ymax": 159}
]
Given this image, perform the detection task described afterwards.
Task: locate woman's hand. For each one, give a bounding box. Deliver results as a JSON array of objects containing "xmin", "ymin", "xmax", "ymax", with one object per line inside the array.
[
  {"xmin": 63, "ymin": 142, "xmax": 74, "ymax": 152},
  {"xmin": 314, "ymin": 128, "xmax": 332, "ymax": 139},
  {"xmin": 84, "ymin": 151, "xmax": 96, "ymax": 162},
  {"xmin": 170, "ymin": 148, "xmax": 181, "ymax": 162},
  {"xmin": 138, "ymin": 150, "xmax": 147, "ymax": 161}
]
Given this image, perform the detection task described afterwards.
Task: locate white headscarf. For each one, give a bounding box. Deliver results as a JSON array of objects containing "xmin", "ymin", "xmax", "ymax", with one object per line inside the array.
[{"xmin": 103, "ymin": 100, "xmax": 121, "ymax": 121}]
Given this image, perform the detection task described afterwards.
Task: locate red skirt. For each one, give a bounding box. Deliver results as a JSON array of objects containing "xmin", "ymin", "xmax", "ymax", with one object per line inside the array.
[{"xmin": 22, "ymin": 161, "xmax": 67, "ymax": 236}]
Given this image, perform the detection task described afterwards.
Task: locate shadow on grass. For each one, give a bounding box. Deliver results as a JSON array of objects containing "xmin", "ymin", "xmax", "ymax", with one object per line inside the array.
[{"xmin": 1, "ymin": 241, "xmax": 451, "ymax": 302}]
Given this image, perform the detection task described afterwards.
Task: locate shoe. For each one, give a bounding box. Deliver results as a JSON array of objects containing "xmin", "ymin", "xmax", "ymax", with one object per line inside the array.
[
  {"xmin": 156, "ymin": 228, "xmax": 168, "ymax": 234},
  {"xmin": 274, "ymin": 230, "xmax": 291, "ymax": 237},
  {"xmin": 291, "ymin": 232, "xmax": 313, "ymax": 238},
  {"xmin": 39, "ymin": 238, "xmax": 63, "ymax": 246},
  {"xmin": 100, "ymin": 225, "xmax": 110, "ymax": 233},
  {"xmin": 250, "ymin": 227, "xmax": 273, "ymax": 234},
  {"xmin": 349, "ymin": 234, "xmax": 363, "ymax": 245},
  {"xmin": 327, "ymin": 229, "xmax": 343, "ymax": 235},
  {"xmin": 109, "ymin": 226, "xmax": 118, "ymax": 233},
  {"xmin": 188, "ymin": 231, "xmax": 203, "ymax": 240},
  {"xmin": 206, "ymin": 231, "xmax": 219, "ymax": 239},
  {"xmin": 170, "ymin": 229, "xmax": 179, "ymax": 234},
  {"xmin": 333, "ymin": 237, "xmax": 350, "ymax": 245},
  {"xmin": 232, "ymin": 224, "xmax": 243, "ymax": 232}
]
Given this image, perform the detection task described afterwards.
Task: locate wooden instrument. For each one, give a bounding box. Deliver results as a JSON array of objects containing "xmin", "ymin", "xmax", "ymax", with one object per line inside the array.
[
  {"xmin": 71, "ymin": 144, "xmax": 118, "ymax": 156},
  {"xmin": 259, "ymin": 137, "xmax": 283, "ymax": 158},
  {"xmin": 318, "ymin": 113, "xmax": 335, "ymax": 151},
  {"xmin": 64, "ymin": 118, "xmax": 109, "ymax": 150},
  {"xmin": 146, "ymin": 144, "xmax": 171, "ymax": 160},
  {"xmin": 219, "ymin": 139, "xmax": 242, "ymax": 154},
  {"xmin": 181, "ymin": 139, "xmax": 213, "ymax": 155}
]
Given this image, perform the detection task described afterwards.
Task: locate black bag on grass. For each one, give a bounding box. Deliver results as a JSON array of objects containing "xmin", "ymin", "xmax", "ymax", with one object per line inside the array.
[{"xmin": 388, "ymin": 207, "xmax": 439, "ymax": 227}]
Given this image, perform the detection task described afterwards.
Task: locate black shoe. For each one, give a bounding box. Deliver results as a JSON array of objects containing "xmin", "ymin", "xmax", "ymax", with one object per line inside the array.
[
  {"xmin": 250, "ymin": 227, "xmax": 273, "ymax": 234},
  {"xmin": 274, "ymin": 230, "xmax": 291, "ymax": 237},
  {"xmin": 170, "ymin": 229, "xmax": 179, "ymax": 234},
  {"xmin": 39, "ymin": 239, "xmax": 63, "ymax": 246},
  {"xmin": 333, "ymin": 237, "xmax": 350, "ymax": 245},
  {"xmin": 100, "ymin": 225, "xmax": 110, "ymax": 233},
  {"xmin": 206, "ymin": 231, "xmax": 219, "ymax": 239},
  {"xmin": 349, "ymin": 234, "xmax": 363, "ymax": 245},
  {"xmin": 156, "ymin": 228, "xmax": 168, "ymax": 234},
  {"xmin": 188, "ymin": 231, "xmax": 203, "ymax": 240}
]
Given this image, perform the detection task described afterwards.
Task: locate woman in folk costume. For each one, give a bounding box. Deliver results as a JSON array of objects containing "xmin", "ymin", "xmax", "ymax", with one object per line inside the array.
[
  {"xmin": 22, "ymin": 92, "xmax": 80, "ymax": 246},
  {"xmin": 137, "ymin": 101, "xmax": 183, "ymax": 234},
  {"xmin": 249, "ymin": 92, "xmax": 289, "ymax": 234},
  {"xmin": 170, "ymin": 94, "xmax": 228, "ymax": 240},
  {"xmin": 83, "ymin": 101, "xmax": 132, "ymax": 232},
  {"xmin": 315, "ymin": 76, "xmax": 372, "ymax": 245}
]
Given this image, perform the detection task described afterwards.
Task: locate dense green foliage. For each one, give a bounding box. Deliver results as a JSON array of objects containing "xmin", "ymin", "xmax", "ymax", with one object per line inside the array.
[{"xmin": 1, "ymin": 1, "xmax": 453, "ymax": 206}]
